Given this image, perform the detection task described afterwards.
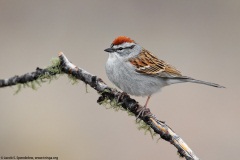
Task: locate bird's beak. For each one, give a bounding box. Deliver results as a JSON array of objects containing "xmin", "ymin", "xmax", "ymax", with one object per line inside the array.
[{"xmin": 104, "ymin": 48, "xmax": 115, "ymax": 53}]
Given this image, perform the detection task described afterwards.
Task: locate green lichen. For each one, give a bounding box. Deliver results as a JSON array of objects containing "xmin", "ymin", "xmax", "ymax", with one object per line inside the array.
[
  {"xmin": 98, "ymin": 89, "xmax": 157, "ymax": 139},
  {"xmin": 98, "ymin": 96, "xmax": 123, "ymax": 111},
  {"xmin": 68, "ymin": 74, "xmax": 79, "ymax": 85},
  {"xmin": 136, "ymin": 119, "xmax": 157, "ymax": 139},
  {"xmin": 14, "ymin": 57, "xmax": 62, "ymax": 94},
  {"xmin": 126, "ymin": 108, "xmax": 135, "ymax": 117},
  {"xmin": 85, "ymin": 83, "xmax": 89, "ymax": 93},
  {"xmin": 14, "ymin": 83, "xmax": 22, "ymax": 95},
  {"xmin": 38, "ymin": 57, "xmax": 62, "ymax": 83}
]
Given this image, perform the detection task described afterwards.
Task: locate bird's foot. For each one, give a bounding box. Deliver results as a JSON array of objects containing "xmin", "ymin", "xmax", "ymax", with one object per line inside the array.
[
  {"xmin": 136, "ymin": 105, "xmax": 151, "ymax": 120},
  {"xmin": 117, "ymin": 92, "xmax": 128, "ymax": 102}
]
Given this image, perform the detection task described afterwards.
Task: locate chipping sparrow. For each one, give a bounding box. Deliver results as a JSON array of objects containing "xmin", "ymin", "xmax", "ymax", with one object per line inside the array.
[{"xmin": 104, "ymin": 36, "xmax": 224, "ymax": 110}]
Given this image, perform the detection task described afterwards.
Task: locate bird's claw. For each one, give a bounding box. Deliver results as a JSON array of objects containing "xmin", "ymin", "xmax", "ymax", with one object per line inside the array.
[
  {"xmin": 117, "ymin": 92, "xmax": 128, "ymax": 102},
  {"xmin": 136, "ymin": 106, "xmax": 151, "ymax": 120}
]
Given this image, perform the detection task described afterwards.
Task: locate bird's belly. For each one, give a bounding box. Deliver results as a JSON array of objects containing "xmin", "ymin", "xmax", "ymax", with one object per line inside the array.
[{"xmin": 106, "ymin": 61, "xmax": 167, "ymax": 96}]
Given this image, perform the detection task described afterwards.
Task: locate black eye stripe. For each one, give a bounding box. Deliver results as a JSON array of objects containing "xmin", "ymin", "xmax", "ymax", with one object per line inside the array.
[
  {"xmin": 116, "ymin": 45, "xmax": 135, "ymax": 50},
  {"xmin": 129, "ymin": 45, "xmax": 135, "ymax": 49}
]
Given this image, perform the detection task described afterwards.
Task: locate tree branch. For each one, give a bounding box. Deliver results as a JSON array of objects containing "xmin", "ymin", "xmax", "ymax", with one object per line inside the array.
[{"xmin": 0, "ymin": 52, "xmax": 200, "ymax": 160}]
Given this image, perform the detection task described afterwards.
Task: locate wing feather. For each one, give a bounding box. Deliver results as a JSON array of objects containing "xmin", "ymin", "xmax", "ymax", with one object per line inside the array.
[{"xmin": 128, "ymin": 49, "xmax": 182, "ymax": 77}]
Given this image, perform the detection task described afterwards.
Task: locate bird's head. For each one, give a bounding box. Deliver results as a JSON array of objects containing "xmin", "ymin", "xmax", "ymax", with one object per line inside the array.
[{"xmin": 104, "ymin": 36, "xmax": 141, "ymax": 59}]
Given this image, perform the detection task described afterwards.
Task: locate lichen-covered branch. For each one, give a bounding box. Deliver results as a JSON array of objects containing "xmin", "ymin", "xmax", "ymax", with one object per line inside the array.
[
  {"xmin": 0, "ymin": 58, "xmax": 62, "ymax": 93},
  {"xmin": 0, "ymin": 52, "xmax": 200, "ymax": 160}
]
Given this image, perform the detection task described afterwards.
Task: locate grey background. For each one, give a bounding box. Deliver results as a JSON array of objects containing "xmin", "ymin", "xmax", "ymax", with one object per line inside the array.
[{"xmin": 0, "ymin": 0, "xmax": 239, "ymax": 160}]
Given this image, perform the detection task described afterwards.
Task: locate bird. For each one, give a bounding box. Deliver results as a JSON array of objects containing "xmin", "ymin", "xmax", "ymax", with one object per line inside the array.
[{"xmin": 104, "ymin": 36, "xmax": 224, "ymax": 115}]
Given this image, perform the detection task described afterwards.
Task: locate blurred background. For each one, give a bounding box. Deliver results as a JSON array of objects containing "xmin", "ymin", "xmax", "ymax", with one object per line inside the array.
[{"xmin": 0, "ymin": 0, "xmax": 239, "ymax": 159}]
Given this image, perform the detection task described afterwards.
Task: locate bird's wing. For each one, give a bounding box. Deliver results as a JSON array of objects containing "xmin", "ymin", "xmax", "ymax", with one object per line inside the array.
[{"xmin": 128, "ymin": 49, "xmax": 182, "ymax": 77}]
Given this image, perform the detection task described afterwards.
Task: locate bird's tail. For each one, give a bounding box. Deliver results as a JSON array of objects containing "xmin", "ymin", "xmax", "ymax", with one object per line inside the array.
[{"xmin": 166, "ymin": 76, "xmax": 225, "ymax": 88}]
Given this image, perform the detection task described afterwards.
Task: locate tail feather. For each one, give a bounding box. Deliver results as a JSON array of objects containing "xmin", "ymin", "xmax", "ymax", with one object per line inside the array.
[{"xmin": 167, "ymin": 76, "xmax": 225, "ymax": 88}]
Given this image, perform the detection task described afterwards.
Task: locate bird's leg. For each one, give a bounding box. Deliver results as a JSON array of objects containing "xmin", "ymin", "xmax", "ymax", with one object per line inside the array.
[
  {"xmin": 136, "ymin": 96, "xmax": 151, "ymax": 119},
  {"xmin": 144, "ymin": 96, "xmax": 151, "ymax": 108}
]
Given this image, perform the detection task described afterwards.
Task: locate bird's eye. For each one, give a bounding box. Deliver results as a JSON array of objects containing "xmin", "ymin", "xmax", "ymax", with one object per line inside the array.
[{"xmin": 118, "ymin": 47, "xmax": 123, "ymax": 50}]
